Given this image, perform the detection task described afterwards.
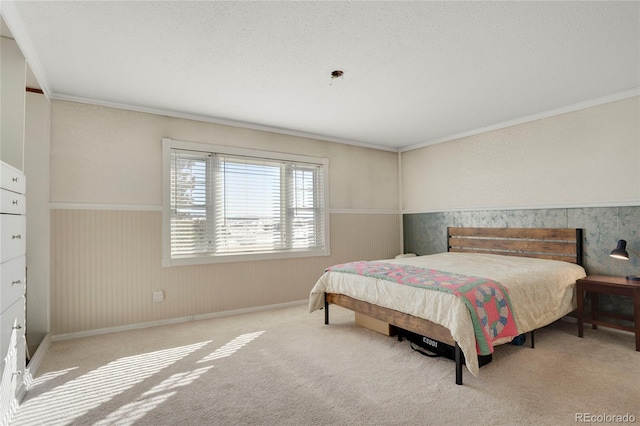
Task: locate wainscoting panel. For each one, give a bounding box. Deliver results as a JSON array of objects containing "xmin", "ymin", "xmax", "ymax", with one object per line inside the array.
[{"xmin": 50, "ymin": 210, "xmax": 400, "ymax": 336}]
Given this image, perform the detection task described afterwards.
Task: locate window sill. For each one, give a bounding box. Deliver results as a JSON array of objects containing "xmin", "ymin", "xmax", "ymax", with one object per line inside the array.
[{"xmin": 162, "ymin": 248, "xmax": 330, "ymax": 267}]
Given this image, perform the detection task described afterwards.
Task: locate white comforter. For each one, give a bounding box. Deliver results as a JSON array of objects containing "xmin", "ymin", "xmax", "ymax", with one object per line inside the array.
[{"xmin": 309, "ymin": 252, "xmax": 586, "ymax": 376}]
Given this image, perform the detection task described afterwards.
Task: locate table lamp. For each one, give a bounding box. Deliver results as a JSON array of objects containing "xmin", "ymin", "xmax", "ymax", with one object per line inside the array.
[{"xmin": 609, "ymin": 240, "xmax": 640, "ymax": 281}]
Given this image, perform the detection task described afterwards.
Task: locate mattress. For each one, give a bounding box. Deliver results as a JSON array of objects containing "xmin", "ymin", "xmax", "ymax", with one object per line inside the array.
[{"xmin": 309, "ymin": 252, "xmax": 587, "ymax": 375}]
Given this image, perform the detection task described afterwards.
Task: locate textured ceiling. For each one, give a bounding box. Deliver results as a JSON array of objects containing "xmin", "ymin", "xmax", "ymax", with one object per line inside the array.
[{"xmin": 3, "ymin": 1, "xmax": 639, "ymax": 151}]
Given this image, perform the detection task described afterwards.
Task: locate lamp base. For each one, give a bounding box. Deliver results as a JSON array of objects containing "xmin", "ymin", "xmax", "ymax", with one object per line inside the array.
[{"xmin": 626, "ymin": 275, "xmax": 640, "ymax": 282}]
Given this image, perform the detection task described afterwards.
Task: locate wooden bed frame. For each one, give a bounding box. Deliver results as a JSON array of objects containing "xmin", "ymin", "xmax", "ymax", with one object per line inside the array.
[{"xmin": 323, "ymin": 227, "xmax": 584, "ymax": 385}]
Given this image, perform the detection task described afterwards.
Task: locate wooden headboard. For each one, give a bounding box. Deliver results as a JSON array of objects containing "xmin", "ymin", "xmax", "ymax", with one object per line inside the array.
[{"xmin": 447, "ymin": 227, "xmax": 583, "ymax": 265}]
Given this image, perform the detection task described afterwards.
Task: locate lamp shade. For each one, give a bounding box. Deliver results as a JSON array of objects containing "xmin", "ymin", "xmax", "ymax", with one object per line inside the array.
[{"xmin": 610, "ymin": 240, "xmax": 629, "ymax": 260}]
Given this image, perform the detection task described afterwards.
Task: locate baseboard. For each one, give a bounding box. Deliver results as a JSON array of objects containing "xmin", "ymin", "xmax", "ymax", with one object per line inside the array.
[
  {"xmin": 25, "ymin": 333, "xmax": 52, "ymax": 382},
  {"xmin": 51, "ymin": 299, "xmax": 308, "ymax": 342}
]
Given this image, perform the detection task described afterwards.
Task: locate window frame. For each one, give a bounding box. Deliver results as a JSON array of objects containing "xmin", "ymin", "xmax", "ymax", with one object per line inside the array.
[{"xmin": 162, "ymin": 138, "xmax": 330, "ymax": 267}]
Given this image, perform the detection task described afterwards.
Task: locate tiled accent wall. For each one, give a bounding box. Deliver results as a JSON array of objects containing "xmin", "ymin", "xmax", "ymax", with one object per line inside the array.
[{"xmin": 403, "ymin": 206, "xmax": 640, "ymax": 322}]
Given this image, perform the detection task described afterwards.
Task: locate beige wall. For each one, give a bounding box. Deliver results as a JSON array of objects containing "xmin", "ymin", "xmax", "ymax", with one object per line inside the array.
[
  {"xmin": 50, "ymin": 210, "xmax": 399, "ymax": 335},
  {"xmin": 49, "ymin": 96, "xmax": 640, "ymax": 336},
  {"xmin": 50, "ymin": 101, "xmax": 399, "ymax": 210},
  {"xmin": 401, "ymin": 96, "xmax": 640, "ymax": 212},
  {"xmin": 49, "ymin": 101, "xmax": 401, "ymax": 336}
]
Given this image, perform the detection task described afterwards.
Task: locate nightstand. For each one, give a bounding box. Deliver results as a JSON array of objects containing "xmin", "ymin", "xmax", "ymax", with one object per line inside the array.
[{"xmin": 576, "ymin": 275, "xmax": 640, "ymax": 351}]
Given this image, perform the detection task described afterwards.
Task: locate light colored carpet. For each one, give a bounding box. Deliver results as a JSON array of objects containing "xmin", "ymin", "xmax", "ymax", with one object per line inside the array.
[{"xmin": 12, "ymin": 304, "xmax": 640, "ymax": 426}]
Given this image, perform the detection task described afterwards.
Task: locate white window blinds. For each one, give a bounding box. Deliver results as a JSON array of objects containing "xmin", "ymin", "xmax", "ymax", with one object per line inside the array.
[{"xmin": 164, "ymin": 139, "xmax": 329, "ymax": 265}]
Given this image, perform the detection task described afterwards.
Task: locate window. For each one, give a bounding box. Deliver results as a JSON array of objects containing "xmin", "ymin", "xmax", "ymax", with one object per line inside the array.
[{"xmin": 162, "ymin": 138, "xmax": 330, "ymax": 266}]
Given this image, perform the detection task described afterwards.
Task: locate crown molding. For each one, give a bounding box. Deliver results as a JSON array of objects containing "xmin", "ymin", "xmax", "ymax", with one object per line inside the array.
[
  {"xmin": 3, "ymin": 0, "xmax": 635, "ymax": 156},
  {"xmin": 400, "ymin": 88, "xmax": 640, "ymax": 153},
  {"xmin": 1, "ymin": 1, "xmax": 53, "ymax": 99},
  {"xmin": 51, "ymin": 93, "xmax": 399, "ymax": 153}
]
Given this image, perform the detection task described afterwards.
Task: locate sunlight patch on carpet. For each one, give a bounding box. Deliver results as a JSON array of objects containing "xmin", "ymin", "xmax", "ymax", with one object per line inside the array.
[
  {"xmin": 143, "ymin": 366, "xmax": 214, "ymax": 396},
  {"xmin": 11, "ymin": 341, "xmax": 210, "ymax": 426},
  {"xmin": 94, "ymin": 392, "xmax": 176, "ymax": 426},
  {"xmin": 13, "ymin": 330, "xmax": 267, "ymax": 425},
  {"xmin": 198, "ymin": 330, "xmax": 265, "ymax": 363}
]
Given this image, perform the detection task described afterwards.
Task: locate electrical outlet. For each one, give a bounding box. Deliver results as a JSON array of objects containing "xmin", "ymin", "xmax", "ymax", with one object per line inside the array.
[{"xmin": 153, "ymin": 290, "xmax": 164, "ymax": 302}]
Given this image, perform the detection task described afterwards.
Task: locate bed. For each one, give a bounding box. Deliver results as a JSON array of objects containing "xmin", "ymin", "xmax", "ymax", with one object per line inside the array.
[{"xmin": 309, "ymin": 227, "xmax": 586, "ymax": 385}]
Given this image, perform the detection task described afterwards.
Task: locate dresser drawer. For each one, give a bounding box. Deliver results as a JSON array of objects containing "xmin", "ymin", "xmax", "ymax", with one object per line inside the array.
[
  {"xmin": 0, "ymin": 256, "xmax": 25, "ymax": 314},
  {"xmin": 0, "ymin": 297, "xmax": 25, "ymax": 364},
  {"xmin": 0, "ymin": 215, "xmax": 25, "ymax": 263},
  {"xmin": 0, "ymin": 188, "xmax": 26, "ymax": 215},
  {"xmin": 0, "ymin": 163, "xmax": 25, "ymax": 195},
  {"xmin": 0, "ymin": 333, "xmax": 25, "ymax": 415}
]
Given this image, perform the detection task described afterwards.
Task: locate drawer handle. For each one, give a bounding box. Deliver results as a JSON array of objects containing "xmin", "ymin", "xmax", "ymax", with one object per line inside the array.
[
  {"xmin": 12, "ymin": 200, "xmax": 19, "ymax": 205},
  {"xmin": 11, "ymin": 234, "xmax": 22, "ymax": 240},
  {"xmin": 12, "ymin": 280, "xmax": 22, "ymax": 286},
  {"xmin": 13, "ymin": 325, "xmax": 22, "ymax": 330},
  {"xmin": 12, "ymin": 177, "xmax": 19, "ymax": 183}
]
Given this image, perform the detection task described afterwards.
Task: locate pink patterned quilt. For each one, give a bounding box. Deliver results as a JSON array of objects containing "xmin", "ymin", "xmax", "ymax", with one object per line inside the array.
[{"xmin": 326, "ymin": 261, "xmax": 519, "ymax": 355}]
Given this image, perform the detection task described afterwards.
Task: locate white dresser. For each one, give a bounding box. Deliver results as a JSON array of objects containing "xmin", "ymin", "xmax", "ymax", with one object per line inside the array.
[{"xmin": 0, "ymin": 161, "xmax": 26, "ymax": 424}]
